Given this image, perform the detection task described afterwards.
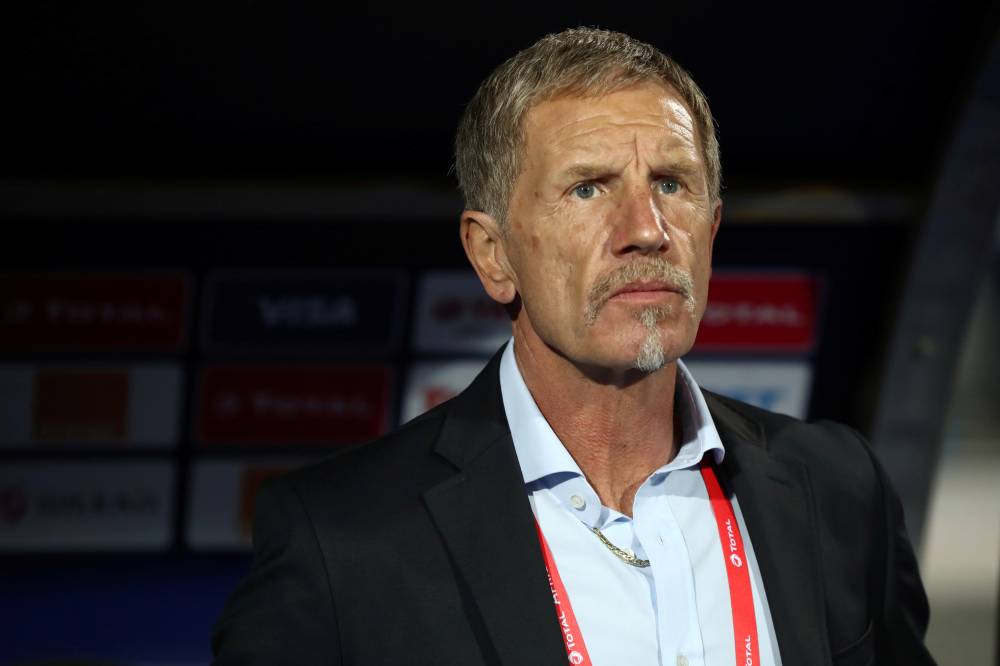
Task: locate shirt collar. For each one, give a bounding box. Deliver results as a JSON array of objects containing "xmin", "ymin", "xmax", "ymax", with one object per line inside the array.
[{"xmin": 499, "ymin": 338, "xmax": 725, "ymax": 486}]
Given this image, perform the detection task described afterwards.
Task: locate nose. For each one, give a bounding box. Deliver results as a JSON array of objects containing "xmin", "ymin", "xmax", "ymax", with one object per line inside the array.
[{"xmin": 612, "ymin": 185, "xmax": 669, "ymax": 257}]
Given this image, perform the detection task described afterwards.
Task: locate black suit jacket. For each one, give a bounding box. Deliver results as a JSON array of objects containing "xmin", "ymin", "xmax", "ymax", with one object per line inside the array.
[{"xmin": 212, "ymin": 349, "xmax": 935, "ymax": 665}]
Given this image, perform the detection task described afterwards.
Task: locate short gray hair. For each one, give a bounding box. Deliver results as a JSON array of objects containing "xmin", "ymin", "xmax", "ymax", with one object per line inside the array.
[{"xmin": 454, "ymin": 27, "xmax": 721, "ymax": 230}]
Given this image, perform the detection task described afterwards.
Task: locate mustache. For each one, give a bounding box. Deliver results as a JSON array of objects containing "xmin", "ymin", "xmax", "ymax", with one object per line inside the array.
[{"xmin": 585, "ymin": 258, "xmax": 695, "ymax": 325}]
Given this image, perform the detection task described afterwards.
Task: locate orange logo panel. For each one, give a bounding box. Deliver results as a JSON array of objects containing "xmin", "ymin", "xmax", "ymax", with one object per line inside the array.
[{"xmin": 33, "ymin": 370, "xmax": 129, "ymax": 443}]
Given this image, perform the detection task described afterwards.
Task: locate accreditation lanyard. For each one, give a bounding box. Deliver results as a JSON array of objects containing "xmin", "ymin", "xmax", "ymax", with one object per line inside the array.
[{"xmin": 534, "ymin": 462, "xmax": 761, "ymax": 666}]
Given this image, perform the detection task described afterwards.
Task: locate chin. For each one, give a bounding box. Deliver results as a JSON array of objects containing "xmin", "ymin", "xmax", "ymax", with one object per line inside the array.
[
  {"xmin": 558, "ymin": 315, "xmax": 695, "ymax": 375},
  {"xmin": 634, "ymin": 332, "xmax": 668, "ymax": 373},
  {"xmin": 631, "ymin": 327, "xmax": 695, "ymax": 372}
]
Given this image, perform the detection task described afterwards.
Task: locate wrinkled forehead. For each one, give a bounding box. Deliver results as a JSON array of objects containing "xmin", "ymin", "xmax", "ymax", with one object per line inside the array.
[{"xmin": 519, "ymin": 82, "xmax": 701, "ymax": 168}]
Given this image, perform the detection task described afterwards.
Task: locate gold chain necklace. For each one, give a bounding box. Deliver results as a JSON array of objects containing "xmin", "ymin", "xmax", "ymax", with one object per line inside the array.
[{"xmin": 589, "ymin": 526, "xmax": 651, "ymax": 568}]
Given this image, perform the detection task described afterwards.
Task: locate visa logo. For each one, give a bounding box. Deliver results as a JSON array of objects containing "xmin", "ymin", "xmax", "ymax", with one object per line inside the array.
[{"xmin": 258, "ymin": 296, "xmax": 358, "ymax": 328}]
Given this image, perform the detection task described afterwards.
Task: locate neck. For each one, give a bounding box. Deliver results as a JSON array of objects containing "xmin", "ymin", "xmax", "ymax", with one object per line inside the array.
[{"xmin": 512, "ymin": 332, "xmax": 680, "ymax": 517}]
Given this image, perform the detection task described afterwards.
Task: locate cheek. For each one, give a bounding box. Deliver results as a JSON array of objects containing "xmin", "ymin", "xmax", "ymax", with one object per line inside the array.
[
  {"xmin": 543, "ymin": 213, "xmax": 599, "ymax": 277},
  {"xmin": 666, "ymin": 202, "xmax": 715, "ymax": 254},
  {"xmin": 659, "ymin": 200, "xmax": 695, "ymax": 238},
  {"xmin": 524, "ymin": 203, "xmax": 614, "ymax": 311},
  {"xmin": 516, "ymin": 236, "xmax": 575, "ymax": 307},
  {"xmin": 550, "ymin": 247, "xmax": 580, "ymax": 304}
]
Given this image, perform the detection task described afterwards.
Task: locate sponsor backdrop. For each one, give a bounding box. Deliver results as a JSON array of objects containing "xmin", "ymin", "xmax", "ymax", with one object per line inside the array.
[
  {"xmin": 0, "ymin": 269, "xmax": 819, "ymax": 549},
  {"xmin": 0, "ymin": 269, "xmax": 819, "ymax": 548},
  {"xmin": 0, "ymin": 262, "xmax": 824, "ymax": 665}
]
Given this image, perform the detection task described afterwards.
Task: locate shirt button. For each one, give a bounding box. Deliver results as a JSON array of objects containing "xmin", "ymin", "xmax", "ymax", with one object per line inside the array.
[
  {"xmin": 677, "ymin": 656, "xmax": 689, "ymax": 666},
  {"xmin": 569, "ymin": 494, "xmax": 586, "ymax": 510}
]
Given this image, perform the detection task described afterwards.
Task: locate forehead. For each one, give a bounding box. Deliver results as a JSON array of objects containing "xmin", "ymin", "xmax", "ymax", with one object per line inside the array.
[{"xmin": 521, "ymin": 82, "xmax": 699, "ymax": 163}]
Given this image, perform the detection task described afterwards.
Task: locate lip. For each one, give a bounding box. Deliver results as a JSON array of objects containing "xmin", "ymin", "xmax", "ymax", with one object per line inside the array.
[{"xmin": 609, "ymin": 281, "xmax": 680, "ymax": 300}]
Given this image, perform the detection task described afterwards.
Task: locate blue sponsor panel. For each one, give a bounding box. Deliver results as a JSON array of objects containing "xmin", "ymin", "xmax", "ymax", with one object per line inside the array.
[
  {"xmin": 202, "ymin": 270, "xmax": 407, "ymax": 354},
  {"xmin": 683, "ymin": 360, "xmax": 813, "ymax": 419}
]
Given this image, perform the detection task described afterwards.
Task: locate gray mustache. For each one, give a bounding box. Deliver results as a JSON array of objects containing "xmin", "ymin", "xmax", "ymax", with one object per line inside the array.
[{"xmin": 585, "ymin": 258, "xmax": 695, "ymax": 325}]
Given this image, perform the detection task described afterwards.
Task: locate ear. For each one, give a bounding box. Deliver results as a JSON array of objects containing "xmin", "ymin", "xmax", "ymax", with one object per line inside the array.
[
  {"xmin": 460, "ymin": 210, "xmax": 518, "ymax": 304},
  {"xmin": 708, "ymin": 200, "xmax": 722, "ymax": 257}
]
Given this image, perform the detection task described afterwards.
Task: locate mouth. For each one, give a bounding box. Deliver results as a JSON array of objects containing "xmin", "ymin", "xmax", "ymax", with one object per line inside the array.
[
  {"xmin": 609, "ymin": 281, "xmax": 683, "ymax": 301},
  {"xmin": 584, "ymin": 259, "xmax": 697, "ymax": 326}
]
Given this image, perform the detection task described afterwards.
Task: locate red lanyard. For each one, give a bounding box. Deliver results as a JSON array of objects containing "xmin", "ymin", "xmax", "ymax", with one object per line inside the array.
[
  {"xmin": 701, "ymin": 462, "xmax": 761, "ymax": 666},
  {"xmin": 534, "ymin": 519, "xmax": 594, "ymax": 665},
  {"xmin": 534, "ymin": 462, "xmax": 760, "ymax": 666}
]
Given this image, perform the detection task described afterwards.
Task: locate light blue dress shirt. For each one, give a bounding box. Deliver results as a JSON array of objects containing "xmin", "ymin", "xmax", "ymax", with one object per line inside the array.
[{"xmin": 499, "ymin": 341, "xmax": 782, "ymax": 666}]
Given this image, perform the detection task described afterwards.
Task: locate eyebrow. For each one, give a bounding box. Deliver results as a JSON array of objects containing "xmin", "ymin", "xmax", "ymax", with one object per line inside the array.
[
  {"xmin": 660, "ymin": 159, "xmax": 702, "ymax": 177},
  {"xmin": 560, "ymin": 163, "xmax": 617, "ymax": 181}
]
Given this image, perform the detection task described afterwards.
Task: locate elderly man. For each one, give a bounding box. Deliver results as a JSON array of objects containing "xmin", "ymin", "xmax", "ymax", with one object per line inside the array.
[{"xmin": 212, "ymin": 28, "xmax": 934, "ymax": 665}]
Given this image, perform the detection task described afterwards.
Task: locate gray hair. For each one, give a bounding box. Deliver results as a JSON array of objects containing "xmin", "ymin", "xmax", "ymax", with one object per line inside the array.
[{"xmin": 454, "ymin": 27, "xmax": 721, "ymax": 230}]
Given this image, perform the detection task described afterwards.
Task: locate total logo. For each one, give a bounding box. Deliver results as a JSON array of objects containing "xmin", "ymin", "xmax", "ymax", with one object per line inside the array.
[
  {"xmin": 212, "ymin": 391, "xmax": 374, "ymax": 419},
  {"xmin": 703, "ymin": 301, "xmax": 805, "ymax": 327},
  {"xmin": 568, "ymin": 650, "xmax": 584, "ymax": 664},
  {"xmin": 42, "ymin": 300, "xmax": 169, "ymax": 326},
  {"xmin": 724, "ymin": 518, "xmax": 743, "ymax": 568}
]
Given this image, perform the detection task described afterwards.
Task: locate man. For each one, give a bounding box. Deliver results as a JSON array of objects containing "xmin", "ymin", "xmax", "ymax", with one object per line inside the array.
[{"xmin": 212, "ymin": 28, "xmax": 935, "ymax": 665}]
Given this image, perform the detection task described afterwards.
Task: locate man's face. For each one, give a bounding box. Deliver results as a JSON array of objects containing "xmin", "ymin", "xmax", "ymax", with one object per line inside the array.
[{"xmin": 500, "ymin": 81, "xmax": 720, "ymax": 375}]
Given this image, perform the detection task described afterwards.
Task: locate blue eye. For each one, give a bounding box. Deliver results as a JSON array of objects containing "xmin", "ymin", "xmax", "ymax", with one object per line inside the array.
[
  {"xmin": 573, "ymin": 183, "xmax": 597, "ymax": 199},
  {"xmin": 658, "ymin": 179, "xmax": 680, "ymax": 195}
]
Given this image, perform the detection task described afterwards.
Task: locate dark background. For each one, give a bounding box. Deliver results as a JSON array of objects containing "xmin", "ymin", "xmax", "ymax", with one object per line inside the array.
[{"xmin": 1, "ymin": 2, "xmax": 995, "ymax": 186}]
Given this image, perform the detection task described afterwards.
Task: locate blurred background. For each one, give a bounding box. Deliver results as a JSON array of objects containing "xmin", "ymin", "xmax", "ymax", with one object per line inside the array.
[{"xmin": 0, "ymin": 2, "xmax": 998, "ymax": 664}]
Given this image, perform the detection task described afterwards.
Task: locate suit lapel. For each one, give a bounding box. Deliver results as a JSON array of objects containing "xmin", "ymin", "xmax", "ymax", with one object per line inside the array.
[
  {"xmin": 707, "ymin": 392, "xmax": 833, "ymax": 666},
  {"xmin": 423, "ymin": 351, "xmax": 566, "ymax": 666}
]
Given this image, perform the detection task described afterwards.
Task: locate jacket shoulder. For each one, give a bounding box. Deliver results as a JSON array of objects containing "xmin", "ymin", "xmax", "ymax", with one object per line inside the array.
[
  {"xmin": 705, "ymin": 389, "xmax": 883, "ymax": 501},
  {"xmin": 708, "ymin": 389, "xmax": 874, "ymax": 462}
]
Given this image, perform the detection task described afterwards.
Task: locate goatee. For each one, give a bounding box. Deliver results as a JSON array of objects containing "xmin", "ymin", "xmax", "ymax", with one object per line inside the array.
[{"xmin": 634, "ymin": 305, "xmax": 670, "ymax": 373}]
